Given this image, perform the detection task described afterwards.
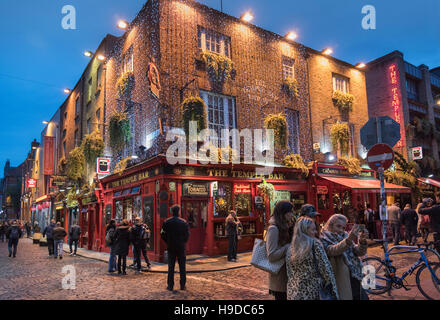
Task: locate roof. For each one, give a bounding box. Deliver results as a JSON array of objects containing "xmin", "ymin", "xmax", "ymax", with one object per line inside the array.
[
  {"xmin": 321, "ymin": 176, "xmax": 411, "ymax": 193},
  {"xmin": 417, "ymin": 178, "xmax": 440, "ymax": 188}
]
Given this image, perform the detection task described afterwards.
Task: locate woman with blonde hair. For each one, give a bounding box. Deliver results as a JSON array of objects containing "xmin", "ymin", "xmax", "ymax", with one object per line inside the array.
[
  {"xmin": 286, "ymin": 216, "xmax": 338, "ymax": 300},
  {"xmin": 320, "ymin": 214, "xmax": 369, "ymax": 300}
]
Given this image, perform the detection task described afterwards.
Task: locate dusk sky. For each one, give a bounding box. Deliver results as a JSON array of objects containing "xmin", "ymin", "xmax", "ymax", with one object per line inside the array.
[{"xmin": 1, "ymin": 0, "xmax": 439, "ymax": 174}]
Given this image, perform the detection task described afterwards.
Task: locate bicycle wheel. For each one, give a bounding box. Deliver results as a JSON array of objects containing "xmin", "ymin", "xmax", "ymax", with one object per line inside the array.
[
  {"xmin": 416, "ymin": 262, "xmax": 440, "ymax": 300},
  {"xmin": 362, "ymin": 256, "xmax": 392, "ymax": 294}
]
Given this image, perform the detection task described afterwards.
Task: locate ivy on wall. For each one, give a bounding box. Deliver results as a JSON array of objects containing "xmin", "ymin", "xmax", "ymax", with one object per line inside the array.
[
  {"xmin": 116, "ymin": 71, "xmax": 135, "ymax": 99},
  {"xmin": 332, "ymin": 90, "xmax": 354, "ymax": 112},
  {"xmin": 264, "ymin": 113, "xmax": 288, "ymax": 150},
  {"xmin": 200, "ymin": 51, "xmax": 234, "ymax": 83},
  {"xmin": 282, "ymin": 77, "xmax": 299, "ymax": 98},
  {"xmin": 109, "ymin": 112, "xmax": 131, "ymax": 152},
  {"xmin": 180, "ymin": 96, "xmax": 208, "ymax": 137},
  {"xmin": 82, "ymin": 129, "xmax": 104, "ymax": 165},
  {"xmin": 66, "ymin": 147, "xmax": 85, "ymax": 182},
  {"xmin": 330, "ymin": 122, "xmax": 350, "ymax": 156},
  {"xmin": 257, "ymin": 179, "xmax": 275, "ymax": 202},
  {"xmin": 114, "ymin": 157, "xmax": 132, "ymax": 176},
  {"xmin": 337, "ymin": 156, "xmax": 361, "ymax": 175}
]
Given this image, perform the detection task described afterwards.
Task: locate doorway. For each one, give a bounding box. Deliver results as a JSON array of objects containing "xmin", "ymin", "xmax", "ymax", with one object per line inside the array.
[{"xmin": 182, "ymin": 200, "xmax": 207, "ymax": 255}]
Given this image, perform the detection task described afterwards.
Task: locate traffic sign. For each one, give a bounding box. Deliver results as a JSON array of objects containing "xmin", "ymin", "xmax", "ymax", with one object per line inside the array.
[
  {"xmin": 360, "ymin": 116, "xmax": 401, "ymax": 150},
  {"xmin": 367, "ymin": 144, "xmax": 394, "ymax": 171}
]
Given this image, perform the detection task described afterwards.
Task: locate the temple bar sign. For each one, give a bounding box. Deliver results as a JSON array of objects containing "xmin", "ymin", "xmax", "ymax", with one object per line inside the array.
[
  {"xmin": 207, "ymin": 169, "xmax": 286, "ymax": 180},
  {"xmin": 183, "ymin": 182, "xmax": 209, "ymax": 197}
]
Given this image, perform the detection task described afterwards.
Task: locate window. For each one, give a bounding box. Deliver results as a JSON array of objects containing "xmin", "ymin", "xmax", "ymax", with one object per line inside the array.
[
  {"xmin": 96, "ymin": 108, "xmax": 101, "ymax": 124},
  {"xmin": 214, "ymin": 182, "xmax": 232, "ymax": 217},
  {"xmin": 74, "ymin": 129, "xmax": 79, "ymax": 147},
  {"xmin": 406, "ymin": 78, "xmax": 419, "ymax": 101},
  {"xmin": 285, "ymin": 108, "xmax": 300, "ymax": 154},
  {"xmin": 198, "ymin": 26, "xmax": 231, "ymax": 57},
  {"xmin": 64, "ymin": 112, "xmax": 67, "ymax": 120},
  {"xmin": 86, "ymin": 118, "xmax": 91, "ymax": 134},
  {"xmin": 199, "ymin": 90, "xmax": 236, "ymax": 143},
  {"xmin": 333, "ymin": 74, "xmax": 349, "ymax": 93},
  {"xmin": 63, "ymin": 141, "xmax": 66, "ymax": 157},
  {"xmin": 97, "ymin": 65, "xmax": 103, "ymax": 90},
  {"xmin": 88, "ymin": 78, "xmax": 92, "ymax": 102},
  {"xmin": 86, "ymin": 101, "xmax": 91, "ymax": 111},
  {"xmin": 62, "ymin": 129, "xmax": 66, "ymax": 139},
  {"xmin": 75, "ymin": 97, "xmax": 80, "ymax": 116},
  {"xmin": 123, "ymin": 46, "xmax": 134, "ymax": 73},
  {"xmin": 282, "ymin": 56, "xmax": 295, "ymax": 79}
]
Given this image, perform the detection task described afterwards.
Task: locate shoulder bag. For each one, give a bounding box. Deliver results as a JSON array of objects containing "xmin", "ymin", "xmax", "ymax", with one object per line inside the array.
[{"xmin": 250, "ymin": 232, "xmax": 285, "ymax": 275}]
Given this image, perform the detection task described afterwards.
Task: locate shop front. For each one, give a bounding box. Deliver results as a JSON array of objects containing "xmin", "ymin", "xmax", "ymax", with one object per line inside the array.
[
  {"xmin": 100, "ymin": 156, "xmax": 310, "ymax": 262},
  {"xmin": 31, "ymin": 195, "xmax": 52, "ymax": 232},
  {"xmin": 78, "ymin": 193, "xmax": 101, "ymax": 251},
  {"xmin": 417, "ymin": 178, "xmax": 440, "ymax": 200}
]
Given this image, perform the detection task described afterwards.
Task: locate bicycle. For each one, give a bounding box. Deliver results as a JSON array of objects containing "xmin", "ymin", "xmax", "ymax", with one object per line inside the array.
[{"xmin": 362, "ymin": 240, "xmax": 440, "ymax": 300}]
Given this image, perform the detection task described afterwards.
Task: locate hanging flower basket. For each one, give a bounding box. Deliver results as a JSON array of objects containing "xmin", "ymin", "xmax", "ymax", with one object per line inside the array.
[
  {"xmin": 283, "ymin": 154, "xmax": 309, "ymax": 176},
  {"xmin": 337, "ymin": 156, "xmax": 361, "ymax": 175},
  {"xmin": 66, "ymin": 188, "xmax": 79, "ymax": 208},
  {"xmin": 180, "ymin": 96, "xmax": 208, "ymax": 137},
  {"xmin": 116, "ymin": 71, "xmax": 135, "ymax": 99},
  {"xmin": 114, "ymin": 157, "xmax": 132, "ymax": 176},
  {"xmin": 109, "ymin": 112, "xmax": 131, "ymax": 152},
  {"xmin": 264, "ymin": 113, "xmax": 288, "ymax": 150},
  {"xmin": 57, "ymin": 157, "xmax": 67, "ymax": 175},
  {"xmin": 282, "ymin": 77, "xmax": 299, "ymax": 98},
  {"xmin": 330, "ymin": 122, "xmax": 350, "ymax": 156},
  {"xmin": 200, "ymin": 51, "xmax": 234, "ymax": 84},
  {"xmin": 66, "ymin": 147, "xmax": 85, "ymax": 182},
  {"xmin": 82, "ymin": 129, "xmax": 104, "ymax": 165},
  {"xmin": 257, "ymin": 179, "xmax": 275, "ymax": 202},
  {"xmin": 332, "ymin": 90, "xmax": 354, "ymax": 112}
]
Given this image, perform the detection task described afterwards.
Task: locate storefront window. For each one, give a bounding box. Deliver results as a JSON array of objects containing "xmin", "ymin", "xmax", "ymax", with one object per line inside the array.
[
  {"xmin": 270, "ymin": 190, "xmax": 291, "ymax": 215},
  {"xmin": 318, "ymin": 193, "xmax": 330, "ymax": 210},
  {"xmin": 133, "ymin": 196, "xmax": 142, "ymax": 220},
  {"xmin": 333, "ymin": 193, "xmax": 342, "ymax": 214},
  {"xmin": 235, "ymin": 193, "xmax": 252, "ymax": 217},
  {"xmin": 214, "ymin": 182, "xmax": 232, "ymax": 217},
  {"xmin": 123, "ymin": 199, "xmax": 133, "ymax": 223},
  {"xmin": 115, "ymin": 201, "xmax": 123, "ymax": 223},
  {"xmin": 291, "ymin": 193, "xmax": 306, "ymax": 213},
  {"xmin": 185, "ymin": 202, "xmax": 199, "ymax": 228}
]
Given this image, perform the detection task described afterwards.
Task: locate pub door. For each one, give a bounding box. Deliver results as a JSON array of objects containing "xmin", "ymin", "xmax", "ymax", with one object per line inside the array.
[
  {"xmin": 88, "ymin": 208, "xmax": 95, "ymax": 250},
  {"xmin": 182, "ymin": 201, "xmax": 207, "ymax": 255}
]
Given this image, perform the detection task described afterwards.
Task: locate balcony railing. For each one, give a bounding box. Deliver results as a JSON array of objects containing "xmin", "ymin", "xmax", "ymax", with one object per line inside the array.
[
  {"xmin": 405, "ymin": 62, "xmax": 422, "ymax": 79},
  {"xmin": 408, "ymin": 102, "xmax": 427, "ymax": 114},
  {"xmin": 431, "ymin": 74, "xmax": 440, "ymax": 88}
]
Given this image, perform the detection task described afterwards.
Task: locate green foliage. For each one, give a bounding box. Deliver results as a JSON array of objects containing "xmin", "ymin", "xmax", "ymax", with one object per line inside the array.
[
  {"xmin": 116, "ymin": 71, "xmax": 135, "ymax": 99},
  {"xmin": 82, "ymin": 129, "xmax": 104, "ymax": 165},
  {"xmin": 200, "ymin": 51, "xmax": 234, "ymax": 83},
  {"xmin": 180, "ymin": 96, "xmax": 208, "ymax": 137},
  {"xmin": 264, "ymin": 113, "xmax": 288, "ymax": 150},
  {"xmin": 114, "ymin": 157, "xmax": 131, "ymax": 176},
  {"xmin": 330, "ymin": 122, "xmax": 350, "ymax": 156},
  {"xmin": 66, "ymin": 188, "xmax": 79, "ymax": 208},
  {"xmin": 332, "ymin": 90, "xmax": 354, "ymax": 112},
  {"xmin": 337, "ymin": 156, "xmax": 361, "ymax": 175},
  {"xmin": 66, "ymin": 147, "xmax": 85, "ymax": 182},
  {"xmin": 257, "ymin": 179, "xmax": 275, "ymax": 201},
  {"xmin": 283, "ymin": 154, "xmax": 309, "ymax": 176},
  {"xmin": 385, "ymin": 150, "xmax": 422, "ymax": 198},
  {"xmin": 58, "ymin": 157, "xmax": 67, "ymax": 175},
  {"xmin": 412, "ymin": 116, "xmax": 434, "ymax": 139},
  {"xmin": 282, "ymin": 77, "xmax": 299, "ymax": 98},
  {"xmin": 109, "ymin": 112, "xmax": 131, "ymax": 152},
  {"xmin": 201, "ymin": 143, "xmax": 239, "ymax": 163}
]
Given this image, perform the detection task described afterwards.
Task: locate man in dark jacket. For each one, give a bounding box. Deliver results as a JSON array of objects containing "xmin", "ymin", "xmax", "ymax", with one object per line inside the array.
[
  {"xmin": 69, "ymin": 223, "xmax": 81, "ymax": 256},
  {"xmin": 161, "ymin": 205, "xmax": 190, "ymax": 291},
  {"xmin": 52, "ymin": 222, "xmax": 67, "ymax": 260},
  {"xmin": 130, "ymin": 217, "xmax": 152, "ymax": 274},
  {"xmin": 419, "ymin": 194, "xmax": 440, "ymax": 253},
  {"xmin": 43, "ymin": 219, "xmax": 56, "ymax": 256},
  {"xmin": 113, "ymin": 220, "xmax": 131, "ymax": 275},
  {"xmin": 6, "ymin": 221, "xmax": 22, "ymax": 258},
  {"xmin": 400, "ymin": 204, "xmax": 418, "ymax": 245}
]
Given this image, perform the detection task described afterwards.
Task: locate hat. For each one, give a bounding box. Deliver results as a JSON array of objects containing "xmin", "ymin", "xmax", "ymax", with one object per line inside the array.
[{"xmin": 300, "ymin": 204, "xmax": 321, "ymax": 218}]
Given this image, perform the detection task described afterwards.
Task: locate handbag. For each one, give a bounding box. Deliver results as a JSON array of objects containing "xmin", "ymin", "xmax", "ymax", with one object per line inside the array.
[
  {"xmin": 250, "ymin": 234, "xmax": 285, "ymax": 275},
  {"xmin": 312, "ymin": 243, "xmax": 336, "ymax": 300}
]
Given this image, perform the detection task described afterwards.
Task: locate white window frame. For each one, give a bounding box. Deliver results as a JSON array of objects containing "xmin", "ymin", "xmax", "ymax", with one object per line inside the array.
[
  {"xmin": 198, "ymin": 26, "xmax": 231, "ymax": 58},
  {"xmin": 282, "ymin": 56, "xmax": 295, "ymax": 80},
  {"xmin": 123, "ymin": 46, "xmax": 134, "ymax": 73},
  {"xmin": 332, "ymin": 74, "xmax": 349, "ymax": 93}
]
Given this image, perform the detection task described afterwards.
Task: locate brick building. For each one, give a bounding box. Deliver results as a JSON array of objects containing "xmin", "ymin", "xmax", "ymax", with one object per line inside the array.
[
  {"xmin": 20, "ymin": 139, "xmax": 40, "ymax": 222},
  {"xmin": 1, "ymin": 160, "xmax": 23, "ymax": 220},
  {"xmin": 366, "ymin": 51, "xmax": 440, "ymax": 176}
]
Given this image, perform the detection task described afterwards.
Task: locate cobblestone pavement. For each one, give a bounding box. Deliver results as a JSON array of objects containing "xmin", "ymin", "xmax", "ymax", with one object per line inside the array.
[{"xmin": 0, "ymin": 238, "xmax": 438, "ymax": 300}]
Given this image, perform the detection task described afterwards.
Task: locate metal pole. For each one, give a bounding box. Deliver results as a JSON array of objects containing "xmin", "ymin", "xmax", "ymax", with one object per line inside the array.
[{"xmin": 379, "ymin": 166, "xmax": 388, "ymax": 250}]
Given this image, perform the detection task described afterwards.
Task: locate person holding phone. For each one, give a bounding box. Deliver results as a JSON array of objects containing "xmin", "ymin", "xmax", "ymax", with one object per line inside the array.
[{"xmin": 320, "ymin": 214, "xmax": 369, "ymax": 300}]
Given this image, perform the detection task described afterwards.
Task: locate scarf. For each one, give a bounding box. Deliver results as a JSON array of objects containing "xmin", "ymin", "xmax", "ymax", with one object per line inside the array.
[{"xmin": 320, "ymin": 230, "xmax": 364, "ymax": 281}]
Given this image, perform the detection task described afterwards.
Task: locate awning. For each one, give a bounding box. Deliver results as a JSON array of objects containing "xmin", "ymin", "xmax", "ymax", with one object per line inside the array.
[
  {"xmin": 418, "ymin": 178, "xmax": 440, "ymax": 188},
  {"xmin": 321, "ymin": 176, "xmax": 411, "ymax": 193}
]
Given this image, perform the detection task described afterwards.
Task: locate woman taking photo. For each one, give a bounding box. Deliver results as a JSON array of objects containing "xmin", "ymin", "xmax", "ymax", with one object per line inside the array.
[
  {"xmin": 266, "ymin": 201, "xmax": 294, "ymax": 300},
  {"xmin": 286, "ymin": 216, "xmax": 338, "ymax": 300},
  {"xmin": 320, "ymin": 214, "xmax": 369, "ymax": 300}
]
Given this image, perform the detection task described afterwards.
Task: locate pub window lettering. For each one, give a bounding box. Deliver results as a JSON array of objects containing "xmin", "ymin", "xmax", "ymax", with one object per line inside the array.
[
  {"xmin": 198, "ymin": 26, "xmax": 231, "ymax": 58},
  {"xmin": 333, "ymin": 74, "xmax": 350, "ymax": 93}
]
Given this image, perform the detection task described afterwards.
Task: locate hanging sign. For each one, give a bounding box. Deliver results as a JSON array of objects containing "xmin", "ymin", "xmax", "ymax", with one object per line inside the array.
[
  {"xmin": 27, "ymin": 179, "xmax": 37, "ymax": 189},
  {"xmin": 97, "ymin": 158, "xmax": 111, "ymax": 175},
  {"xmin": 147, "ymin": 62, "xmax": 161, "ymax": 99},
  {"xmin": 411, "ymin": 147, "xmax": 423, "ymax": 160}
]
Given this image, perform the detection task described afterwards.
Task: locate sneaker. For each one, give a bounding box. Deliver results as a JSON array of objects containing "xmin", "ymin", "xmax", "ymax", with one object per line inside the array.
[
  {"xmin": 73, "ymin": 254, "xmax": 77, "ymax": 257},
  {"xmin": 69, "ymin": 253, "xmax": 73, "ymax": 256}
]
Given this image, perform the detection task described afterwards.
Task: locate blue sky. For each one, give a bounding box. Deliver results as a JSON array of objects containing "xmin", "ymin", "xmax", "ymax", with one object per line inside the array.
[{"xmin": 0, "ymin": 0, "xmax": 439, "ymax": 174}]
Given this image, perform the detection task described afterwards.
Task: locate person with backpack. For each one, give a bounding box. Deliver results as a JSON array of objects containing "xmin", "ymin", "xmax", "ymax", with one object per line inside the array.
[
  {"xmin": 130, "ymin": 217, "xmax": 152, "ymax": 274},
  {"xmin": 43, "ymin": 219, "xmax": 56, "ymax": 257},
  {"xmin": 416, "ymin": 202, "xmax": 430, "ymax": 242},
  {"xmin": 364, "ymin": 204, "xmax": 376, "ymax": 239},
  {"xmin": 53, "ymin": 222, "xmax": 67, "ymax": 260},
  {"xmin": 400, "ymin": 204, "xmax": 418, "ymax": 246},
  {"xmin": 6, "ymin": 221, "xmax": 22, "ymax": 258},
  {"xmin": 69, "ymin": 223, "xmax": 81, "ymax": 256},
  {"xmin": 105, "ymin": 220, "xmax": 117, "ymax": 273},
  {"xmin": 419, "ymin": 195, "xmax": 440, "ymax": 253}
]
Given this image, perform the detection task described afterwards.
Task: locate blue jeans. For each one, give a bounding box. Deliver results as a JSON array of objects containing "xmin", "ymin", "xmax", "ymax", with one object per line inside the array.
[
  {"xmin": 0, "ymin": 233, "xmax": 5, "ymax": 242},
  {"xmin": 108, "ymin": 245, "xmax": 117, "ymax": 272},
  {"xmin": 8, "ymin": 238, "xmax": 18, "ymax": 256},
  {"xmin": 54, "ymin": 240, "xmax": 64, "ymax": 257}
]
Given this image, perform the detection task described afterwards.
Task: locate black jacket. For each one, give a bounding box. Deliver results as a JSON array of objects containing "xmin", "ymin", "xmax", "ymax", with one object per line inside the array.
[
  {"xmin": 419, "ymin": 203, "xmax": 440, "ymax": 232},
  {"xmin": 43, "ymin": 223, "xmax": 56, "ymax": 239},
  {"xmin": 69, "ymin": 225, "xmax": 81, "ymax": 241},
  {"xmin": 130, "ymin": 224, "xmax": 149, "ymax": 247},
  {"xmin": 113, "ymin": 225, "xmax": 131, "ymax": 256},
  {"xmin": 161, "ymin": 216, "xmax": 190, "ymax": 251},
  {"xmin": 52, "ymin": 227, "xmax": 67, "ymax": 241},
  {"xmin": 400, "ymin": 209, "xmax": 418, "ymax": 229},
  {"xmin": 6, "ymin": 226, "xmax": 22, "ymax": 240}
]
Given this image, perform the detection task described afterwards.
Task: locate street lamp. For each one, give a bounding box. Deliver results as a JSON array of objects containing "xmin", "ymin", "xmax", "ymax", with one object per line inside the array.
[
  {"xmin": 428, "ymin": 174, "xmax": 434, "ymax": 178},
  {"xmin": 97, "ymin": 55, "xmax": 106, "ymax": 61},
  {"xmin": 322, "ymin": 48, "xmax": 333, "ymax": 56},
  {"xmin": 84, "ymin": 50, "xmax": 94, "ymax": 57},
  {"xmin": 64, "ymin": 88, "xmax": 71, "ymax": 94},
  {"xmin": 42, "ymin": 121, "xmax": 49, "ymax": 125},
  {"xmin": 356, "ymin": 62, "xmax": 366, "ymax": 69},
  {"xmin": 117, "ymin": 20, "xmax": 129, "ymax": 30},
  {"xmin": 241, "ymin": 11, "xmax": 254, "ymax": 23},
  {"xmin": 285, "ymin": 32, "xmax": 297, "ymax": 41}
]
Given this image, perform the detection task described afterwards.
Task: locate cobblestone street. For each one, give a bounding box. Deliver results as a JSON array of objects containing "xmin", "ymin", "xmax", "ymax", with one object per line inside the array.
[{"xmin": 0, "ymin": 238, "xmax": 438, "ymax": 300}]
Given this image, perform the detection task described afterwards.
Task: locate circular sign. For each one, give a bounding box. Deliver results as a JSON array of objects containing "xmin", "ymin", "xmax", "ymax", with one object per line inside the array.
[{"xmin": 367, "ymin": 143, "xmax": 394, "ymax": 171}]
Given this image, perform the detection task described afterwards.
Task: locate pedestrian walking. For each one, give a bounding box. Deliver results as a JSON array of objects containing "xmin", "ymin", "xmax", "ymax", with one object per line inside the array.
[
  {"xmin": 299, "ymin": 204, "xmax": 321, "ymax": 238},
  {"xmin": 69, "ymin": 222, "xmax": 81, "ymax": 256},
  {"xmin": 418, "ymin": 195, "xmax": 440, "ymax": 253},
  {"xmin": 105, "ymin": 220, "xmax": 117, "ymax": 273},
  {"xmin": 130, "ymin": 217, "xmax": 152, "ymax": 274},
  {"xmin": 320, "ymin": 214, "xmax": 369, "ymax": 300},
  {"xmin": 286, "ymin": 217, "xmax": 339, "ymax": 300},
  {"xmin": 33, "ymin": 222, "xmax": 40, "ymax": 233},
  {"xmin": 416, "ymin": 202, "xmax": 430, "ymax": 242},
  {"xmin": 52, "ymin": 222, "xmax": 67, "ymax": 259},
  {"xmin": 225, "ymin": 210, "xmax": 241, "ymax": 262},
  {"xmin": 0, "ymin": 222, "xmax": 6, "ymax": 242},
  {"xmin": 400, "ymin": 204, "xmax": 418, "ymax": 246},
  {"xmin": 25, "ymin": 222, "xmax": 31, "ymax": 238},
  {"xmin": 266, "ymin": 201, "xmax": 294, "ymax": 301},
  {"xmin": 364, "ymin": 204, "xmax": 376, "ymax": 239},
  {"xmin": 388, "ymin": 202, "xmax": 401, "ymax": 245},
  {"xmin": 113, "ymin": 219, "xmax": 131, "ymax": 275},
  {"xmin": 161, "ymin": 205, "xmax": 190, "ymax": 291},
  {"xmin": 43, "ymin": 219, "xmax": 56, "ymax": 256},
  {"xmin": 6, "ymin": 221, "xmax": 22, "ymax": 258}
]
